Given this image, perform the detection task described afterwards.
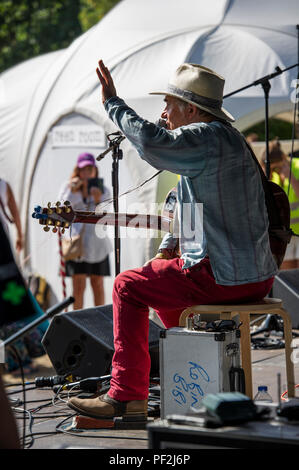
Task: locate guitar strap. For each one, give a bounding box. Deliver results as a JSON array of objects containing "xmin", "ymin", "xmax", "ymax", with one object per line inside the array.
[
  {"xmin": 243, "ymin": 138, "xmax": 292, "ymax": 242},
  {"xmin": 244, "ymin": 140, "xmax": 282, "ymax": 225}
]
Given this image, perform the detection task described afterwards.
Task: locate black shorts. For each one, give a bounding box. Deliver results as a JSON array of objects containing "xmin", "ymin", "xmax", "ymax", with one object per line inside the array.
[{"xmin": 65, "ymin": 256, "xmax": 110, "ymax": 277}]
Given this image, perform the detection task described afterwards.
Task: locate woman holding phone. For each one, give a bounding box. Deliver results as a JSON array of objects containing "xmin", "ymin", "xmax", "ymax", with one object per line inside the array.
[{"xmin": 59, "ymin": 153, "xmax": 112, "ymax": 309}]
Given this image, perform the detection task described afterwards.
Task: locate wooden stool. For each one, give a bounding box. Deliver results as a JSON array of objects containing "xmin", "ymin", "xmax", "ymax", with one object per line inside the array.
[{"xmin": 179, "ymin": 298, "xmax": 295, "ymax": 400}]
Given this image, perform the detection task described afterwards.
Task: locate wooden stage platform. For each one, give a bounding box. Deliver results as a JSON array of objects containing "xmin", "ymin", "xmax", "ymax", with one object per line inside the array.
[{"xmin": 2, "ymin": 341, "xmax": 299, "ymax": 450}]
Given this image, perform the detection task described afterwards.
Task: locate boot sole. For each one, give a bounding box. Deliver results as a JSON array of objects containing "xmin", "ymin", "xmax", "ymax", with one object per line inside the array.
[{"xmin": 68, "ymin": 401, "xmax": 147, "ymax": 420}]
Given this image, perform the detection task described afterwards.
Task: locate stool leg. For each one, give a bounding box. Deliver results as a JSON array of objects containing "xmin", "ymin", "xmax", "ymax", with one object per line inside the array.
[
  {"xmin": 239, "ymin": 312, "xmax": 253, "ymax": 399},
  {"xmin": 276, "ymin": 308, "xmax": 295, "ymax": 399}
]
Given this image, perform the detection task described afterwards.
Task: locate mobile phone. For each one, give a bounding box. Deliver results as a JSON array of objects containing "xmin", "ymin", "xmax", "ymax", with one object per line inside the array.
[{"xmin": 88, "ymin": 177, "xmax": 104, "ymax": 194}]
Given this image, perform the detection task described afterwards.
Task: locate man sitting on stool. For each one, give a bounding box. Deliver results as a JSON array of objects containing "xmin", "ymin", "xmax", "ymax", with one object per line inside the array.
[{"xmin": 67, "ymin": 60, "xmax": 277, "ymax": 420}]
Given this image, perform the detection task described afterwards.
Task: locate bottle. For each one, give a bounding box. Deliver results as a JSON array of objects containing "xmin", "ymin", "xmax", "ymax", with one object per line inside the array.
[{"xmin": 254, "ymin": 385, "xmax": 273, "ymax": 403}]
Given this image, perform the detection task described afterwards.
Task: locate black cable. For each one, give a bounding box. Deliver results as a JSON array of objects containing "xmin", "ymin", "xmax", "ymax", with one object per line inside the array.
[
  {"xmin": 11, "ymin": 392, "xmax": 71, "ymax": 448},
  {"xmin": 13, "ymin": 412, "xmax": 34, "ymax": 449},
  {"xmin": 252, "ymin": 352, "xmax": 283, "ymax": 364},
  {"xmin": 6, "ymin": 386, "xmax": 36, "ymax": 395},
  {"xmin": 10, "ymin": 377, "xmax": 151, "ymax": 447},
  {"xmin": 4, "ymin": 381, "xmax": 35, "ymax": 388},
  {"xmin": 12, "ymin": 404, "xmax": 72, "ymax": 448},
  {"xmin": 21, "ymin": 398, "xmax": 55, "ymax": 404},
  {"xmin": 24, "ymin": 432, "xmax": 60, "ymax": 448},
  {"xmin": 8, "ymin": 346, "xmax": 26, "ymax": 450}
]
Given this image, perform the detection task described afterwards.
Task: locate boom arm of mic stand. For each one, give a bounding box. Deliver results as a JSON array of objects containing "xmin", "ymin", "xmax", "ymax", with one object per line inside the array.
[
  {"xmin": 96, "ymin": 135, "xmax": 126, "ymax": 161},
  {"xmin": 223, "ymin": 63, "xmax": 299, "ymax": 99},
  {"xmin": 3, "ymin": 296, "xmax": 75, "ymax": 348}
]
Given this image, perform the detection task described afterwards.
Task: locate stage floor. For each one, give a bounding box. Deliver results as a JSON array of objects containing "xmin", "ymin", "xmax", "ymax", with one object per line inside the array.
[{"xmin": 2, "ymin": 337, "xmax": 299, "ymax": 450}]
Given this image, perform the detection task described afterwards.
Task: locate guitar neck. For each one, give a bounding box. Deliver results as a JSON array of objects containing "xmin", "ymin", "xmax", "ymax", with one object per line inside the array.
[{"xmin": 73, "ymin": 210, "xmax": 172, "ymax": 232}]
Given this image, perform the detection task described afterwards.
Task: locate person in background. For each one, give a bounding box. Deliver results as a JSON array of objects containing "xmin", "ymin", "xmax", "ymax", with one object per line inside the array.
[
  {"xmin": 59, "ymin": 153, "xmax": 112, "ymax": 310},
  {"xmin": 0, "ymin": 178, "xmax": 23, "ymax": 253},
  {"xmin": 246, "ymin": 132, "xmax": 259, "ymax": 144},
  {"xmin": 262, "ymin": 138, "xmax": 299, "ymax": 269}
]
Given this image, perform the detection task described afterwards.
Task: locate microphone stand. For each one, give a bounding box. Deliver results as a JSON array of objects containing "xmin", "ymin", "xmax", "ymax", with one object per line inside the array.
[
  {"xmin": 224, "ymin": 62, "xmax": 299, "ymax": 179},
  {"xmin": 3, "ymin": 296, "xmax": 74, "ymax": 348},
  {"xmin": 224, "ymin": 61, "xmax": 299, "ymax": 339},
  {"xmin": 97, "ymin": 132, "xmax": 125, "ymax": 276}
]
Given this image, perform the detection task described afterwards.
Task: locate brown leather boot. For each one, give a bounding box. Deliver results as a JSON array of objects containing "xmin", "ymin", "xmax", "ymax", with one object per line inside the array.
[{"xmin": 67, "ymin": 393, "xmax": 148, "ymax": 420}]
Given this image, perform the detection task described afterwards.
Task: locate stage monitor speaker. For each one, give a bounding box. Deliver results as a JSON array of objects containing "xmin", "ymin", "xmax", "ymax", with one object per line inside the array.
[
  {"xmin": 272, "ymin": 269, "xmax": 299, "ymax": 328},
  {"xmin": 42, "ymin": 304, "xmax": 163, "ymax": 379}
]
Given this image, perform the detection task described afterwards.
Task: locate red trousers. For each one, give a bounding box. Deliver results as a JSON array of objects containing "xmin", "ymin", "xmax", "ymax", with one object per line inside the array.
[{"xmin": 109, "ymin": 257, "xmax": 274, "ymax": 401}]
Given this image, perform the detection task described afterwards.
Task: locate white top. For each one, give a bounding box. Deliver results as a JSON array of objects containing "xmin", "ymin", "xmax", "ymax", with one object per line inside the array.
[{"xmin": 59, "ymin": 182, "xmax": 113, "ymax": 263}]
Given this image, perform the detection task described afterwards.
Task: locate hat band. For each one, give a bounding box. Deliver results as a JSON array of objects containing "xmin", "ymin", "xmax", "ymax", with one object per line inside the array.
[{"xmin": 168, "ymin": 85, "xmax": 222, "ymax": 109}]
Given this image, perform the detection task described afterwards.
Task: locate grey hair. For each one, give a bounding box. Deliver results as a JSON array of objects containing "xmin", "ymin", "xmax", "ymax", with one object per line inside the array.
[{"xmin": 176, "ymin": 98, "xmax": 213, "ymax": 119}]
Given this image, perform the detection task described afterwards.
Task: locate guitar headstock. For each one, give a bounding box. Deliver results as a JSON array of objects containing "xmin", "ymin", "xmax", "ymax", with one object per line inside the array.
[{"xmin": 32, "ymin": 201, "xmax": 75, "ymax": 233}]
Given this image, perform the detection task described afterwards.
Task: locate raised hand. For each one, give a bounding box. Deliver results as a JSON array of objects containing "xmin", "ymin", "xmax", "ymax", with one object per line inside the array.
[{"xmin": 96, "ymin": 60, "xmax": 117, "ymax": 104}]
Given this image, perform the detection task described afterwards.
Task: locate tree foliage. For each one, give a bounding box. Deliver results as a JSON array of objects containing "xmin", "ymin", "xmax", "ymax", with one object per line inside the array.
[
  {"xmin": 243, "ymin": 118, "xmax": 295, "ymax": 141},
  {"xmin": 0, "ymin": 0, "xmax": 121, "ymax": 73},
  {"xmin": 79, "ymin": 0, "xmax": 120, "ymax": 32}
]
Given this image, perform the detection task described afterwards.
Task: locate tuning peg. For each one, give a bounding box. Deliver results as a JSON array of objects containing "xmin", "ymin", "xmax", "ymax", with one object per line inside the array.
[
  {"xmin": 47, "ymin": 202, "xmax": 54, "ymax": 214},
  {"xmin": 55, "ymin": 201, "xmax": 62, "ymax": 214},
  {"xmin": 43, "ymin": 226, "xmax": 50, "ymax": 232},
  {"xmin": 35, "ymin": 213, "xmax": 47, "ymax": 220},
  {"xmin": 64, "ymin": 201, "xmax": 71, "ymax": 213},
  {"xmin": 61, "ymin": 228, "xmax": 65, "ymax": 234},
  {"xmin": 52, "ymin": 227, "xmax": 58, "ymax": 233},
  {"xmin": 34, "ymin": 205, "xmax": 42, "ymax": 213}
]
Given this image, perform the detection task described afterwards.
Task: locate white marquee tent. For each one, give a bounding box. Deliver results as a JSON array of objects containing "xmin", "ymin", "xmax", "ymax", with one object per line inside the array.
[{"xmin": 0, "ymin": 0, "xmax": 298, "ymax": 307}]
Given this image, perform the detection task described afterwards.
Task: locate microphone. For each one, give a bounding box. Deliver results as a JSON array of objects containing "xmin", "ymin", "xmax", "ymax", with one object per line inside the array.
[
  {"xmin": 155, "ymin": 118, "xmax": 167, "ymax": 128},
  {"xmin": 96, "ymin": 132, "xmax": 125, "ymax": 161}
]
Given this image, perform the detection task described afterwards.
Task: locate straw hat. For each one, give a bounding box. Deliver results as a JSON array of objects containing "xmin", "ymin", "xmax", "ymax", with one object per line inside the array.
[{"xmin": 150, "ymin": 63, "xmax": 235, "ymax": 122}]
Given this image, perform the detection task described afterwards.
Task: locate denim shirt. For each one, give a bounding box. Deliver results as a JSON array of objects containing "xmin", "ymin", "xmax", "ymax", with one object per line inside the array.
[{"xmin": 105, "ymin": 97, "xmax": 278, "ymax": 285}]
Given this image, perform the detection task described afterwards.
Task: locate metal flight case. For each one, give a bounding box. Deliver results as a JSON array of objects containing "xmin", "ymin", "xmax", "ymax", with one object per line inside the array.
[{"xmin": 159, "ymin": 325, "xmax": 243, "ymax": 419}]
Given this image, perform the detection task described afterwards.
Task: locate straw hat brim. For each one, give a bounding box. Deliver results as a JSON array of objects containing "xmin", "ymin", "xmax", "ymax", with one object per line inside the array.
[{"xmin": 149, "ymin": 91, "xmax": 235, "ymax": 123}]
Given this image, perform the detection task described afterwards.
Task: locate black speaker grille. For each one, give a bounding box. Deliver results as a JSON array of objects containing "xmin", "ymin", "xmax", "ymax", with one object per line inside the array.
[
  {"xmin": 42, "ymin": 304, "xmax": 163, "ymax": 377},
  {"xmin": 64, "ymin": 304, "xmax": 114, "ymax": 351}
]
